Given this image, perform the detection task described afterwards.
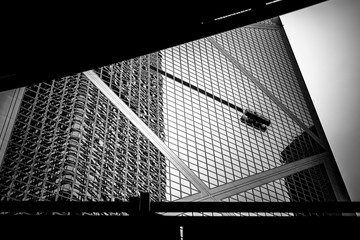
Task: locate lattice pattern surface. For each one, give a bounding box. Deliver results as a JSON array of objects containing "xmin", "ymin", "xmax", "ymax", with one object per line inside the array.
[
  {"xmin": 221, "ymin": 164, "xmax": 337, "ymax": 216},
  {"xmin": 0, "ymin": 17, "xmax": 337, "ymax": 213},
  {"xmin": 0, "ymin": 74, "xmax": 166, "ymax": 203}
]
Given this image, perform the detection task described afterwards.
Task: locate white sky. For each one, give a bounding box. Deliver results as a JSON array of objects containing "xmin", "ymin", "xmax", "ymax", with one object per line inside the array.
[{"xmin": 281, "ymin": 0, "xmax": 360, "ymax": 201}]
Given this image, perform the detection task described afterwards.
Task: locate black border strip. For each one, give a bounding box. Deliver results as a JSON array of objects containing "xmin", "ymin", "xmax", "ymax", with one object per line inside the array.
[{"xmin": 0, "ymin": 201, "xmax": 359, "ymax": 214}]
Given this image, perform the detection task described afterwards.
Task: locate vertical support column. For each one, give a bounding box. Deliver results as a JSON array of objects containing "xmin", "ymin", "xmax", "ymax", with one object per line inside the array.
[
  {"xmin": 140, "ymin": 192, "xmax": 151, "ymax": 214},
  {"xmin": 129, "ymin": 192, "xmax": 151, "ymax": 215}
]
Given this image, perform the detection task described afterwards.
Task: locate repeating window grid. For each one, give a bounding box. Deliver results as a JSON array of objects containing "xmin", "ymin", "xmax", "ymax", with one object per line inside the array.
[
  {"xmin": 184, "ymin": 42, "xmax": 240, "ymax": 181},
  {"xmin": 170, "ymin": 39, "xmax": 239, "ymax": 106},
  {"xmin": 263, "ymin": 29, "xmax": 312, "ymax": 126},
  {"xmin": 216, "ymin": 45, "xmax": 239, "ymax": 109},
  {"xmin": 193, "ymin": 41, "xmax": 206, "ymax": 90},
  {"xmin": 163, "ymin": 74, "xmax": 217, "ymax": 187},
  {"xmin": 88, "ymin": 79, "xmax": 166, "ymax": 202},
  {"xmin": 235, "ymin": 61, "xmax": 323, "ymax": 168},
  {"xmin": 162, "ymin": 35, "xmax": 326, "ymax": 190},
  {"xmin": 196, "ymin": 40, "xmax": 208, "ymax": 91},
  {"xmin": 193, "ymin": 114, "xmax": 210, "ymax": 185},
  {"xmin": 214, "ymin": 27, "xmax": 314, "ymax": 129},
  {"xmin": 175, "ymin": 84, "xmax": 191, "ymax": 169},
  {"xmin": 44, "ymin": 80, "xmax": 69, "ymax": 200},
  {"xmin": 71, "ymin": 78, "xmax": 91, "ymax": 201},
  {"xmin": 95, "ymin": 54, "xmax": 165, "ymax": 142},
  {"xmin": 0, "ymin": 78, "xmax": 75, "ymax": 201},
  {"xmin": 285, "ymin": 165, "xmax": 336, "ymax": 203},
  {"xmin": 211, "ymin": 43, "xmax": 230, "ymax": 102},
  {"xmin": 204, "ymin": 39, "xmax": 238, "ymax": 105},
  {"xmin": 212, "ymin": 101, "xmax": 234, "ymax": 183},
  {"xmin": 235, "ymin": 71, "xmax": 276, "ymax": 163},
  {"xmin": 221, "ymin": 164, "xmax": 336, "ymax": 216},
  {"xmin": 261, "ymin": 28, "xmax": 313, "ymax": 127},
  {"xmin": 97, "ymin": 53, "xmax": 167, "ymax": 199},
  {"xmin": 163, "ymin": 70, "xmax": 255, "ymax": 185},
  {"xmin": 205, "ymin": 43, "xmax": 218, "ymax": 96},
  {"xmin": 201, "ymin": 42, "xmax": 220, "ymax": 100},
  {"xmin": 262, "ymin": 69, "xmax": 311, "ymax": 165},
  {"xmin": 201, "ymin": 41, "xmax": 212, "ymax": 93},
  {"xmin": 168, "ymin": 39, "xmax": 240, "ymax": 112},
  {"xmin": 221, "ymin": 181, "xmax": 293, "ymax": 217},
  {"xmin": 185, "ymin": 42, "xmax": 199, "ymax": 88},
  {"xmin": 0, "ymin": 20, "xmax": 330, "ymax": 208},
  {"xmin": 165, "ymin": 159, "xmax": 199, "ymax": 202},
  {"xmin": 202, "ymin": 96, "xmax": 221, "ymax": 186},
  {"xmin": 204, "ymin": 40, "xmax": 231, "ymax": 103},
  {"xmin": 209, "ymin": 55, "xmax": 222, "ymax": 99},
  {"xmin": 48, "ymin": 79, "xmax": 77, "ymax": 200},
  {"xmin": 0, "ymin": 75, "xmax": 166, "ymax": 203},
  {"xmin": 90, "ymin": 83, "xmax": 110, "ymax": 200},
  {"xmin": 183, "ymin": 42, "xmax": 195, "ymax": 87},
  {"xmin": 72, "ymin": 80, "xmax": 107, "ymax": 200},
  {"xmin": 163, "ymin": 72, "xmax": 178, "ymax": 153}
]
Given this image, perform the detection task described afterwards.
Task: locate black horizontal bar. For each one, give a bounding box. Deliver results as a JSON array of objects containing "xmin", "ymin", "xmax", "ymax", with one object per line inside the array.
[
  {"xmin": 2, "ymin": 214, "xmax": 359, "ymax": 240},
  {"xmin": 0, "ymin": 201, "xmax": 131, "ymax": 213},
  {"xmin": 149, "ymin": 65, "xmax": 244, "ymax": 113},
  {"xmin": 1, "ymin": 201, "xmax": 359, "ymax": 214}
]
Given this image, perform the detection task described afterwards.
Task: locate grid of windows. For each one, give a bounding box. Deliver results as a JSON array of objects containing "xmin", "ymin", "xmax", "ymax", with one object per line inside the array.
[
  {"xmin": 160, "ymin": 34, "xmax": 324, "ymax": 189},
  {"xmin": 285, "ymin": 164, "xmax": 336, "ymax": 203},
  {"xmin": 90, "ymin": 42, "xmax": 322, "ymax": 196},
  {"xmin": 222, "ymin": 164, "xmax": 336, "ymax": 216},
  {"xmin": 0, "ymin": 17, "xmax": 339, "ymax": 210},
  {"xmin": 165, "ymin": 160, "xmax": 199, "ymax": 201},
  {"xmin": 93, "ymin": 53, "xmax": 200, "ymax": 201},
  {"xmin": 93, "ymin": 53, "xmax": 165, "ymax": 141},
  {"xmin": 281, "ymin": 126, "xmax": 325, "ymax": 164},
  {"xmin": 213, "ymin": 22, "xmax": 314, "ymax": 128},
  {"xmin": 0, "ymin": 74, "xmax": 166, "ymax": 202}
]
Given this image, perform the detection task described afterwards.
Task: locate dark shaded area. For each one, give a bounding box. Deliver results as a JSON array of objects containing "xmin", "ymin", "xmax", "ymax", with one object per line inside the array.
[
  {"xmin": 284, "ymin": 165, "xmax": 338, "ymax": 216},
  {"xmin": 1, "ymin": 201, "xmax": 359, "ymax": 214},
  {"xmin": 1, "ymin": 0, "xmax": 326, "ymax": 92},
  {"xmin": 281, "ymin": 126, "xmax": 325, "ymax": 164},
  {"xmin": 1, "ymin": 200, "xmax": 359, "ymax": 239},
  {"xmin": 280, "ymin": 128, "xmax": 336, "ymax": 215},
  {"xmin": 1, "ymin": 214, "xmax": 359, "ymax": 240},
  {"xmin": 285, "ymin": 164, "xmax": 336, "ymax": 202},
  {"xmin": 183, "ymin": 216, "xmax": 359, "ymax": 239}
]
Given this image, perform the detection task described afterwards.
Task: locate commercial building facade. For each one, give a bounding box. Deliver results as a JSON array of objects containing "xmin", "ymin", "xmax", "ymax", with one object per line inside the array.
[{"xmin": 0, "ymin": 17, "xmax": 350, "ymax": 215}]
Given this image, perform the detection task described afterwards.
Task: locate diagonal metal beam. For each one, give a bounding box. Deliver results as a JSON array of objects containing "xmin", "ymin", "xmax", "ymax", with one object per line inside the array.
[
  {"xmin": 177, "ymin": 152, "xmax": 328, "ymax": 202},
  {"xmin": 83, "ymin": 70, "xmax": 212, "ymax": 198},
  {"xmin": 207, "ymin": 37, "xmax": 327, "ymax": 150}
]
